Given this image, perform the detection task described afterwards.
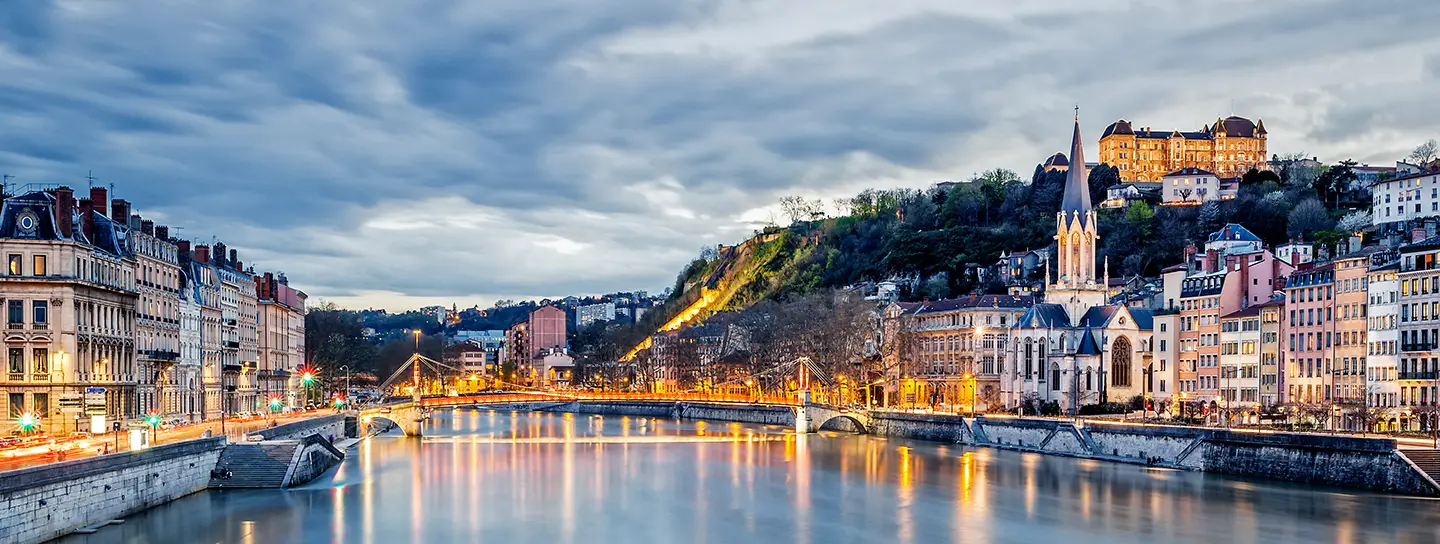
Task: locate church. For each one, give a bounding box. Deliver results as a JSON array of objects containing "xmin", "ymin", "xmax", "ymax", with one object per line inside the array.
[{"xmin": 1005, "ymin": 116, "xmax": 1154, "ymax": 413}]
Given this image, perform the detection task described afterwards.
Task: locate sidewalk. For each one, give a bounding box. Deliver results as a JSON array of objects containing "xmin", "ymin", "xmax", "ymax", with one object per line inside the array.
[{"xmin": 0, "ymin": 411, "xmax": 335, "ymax": 472}]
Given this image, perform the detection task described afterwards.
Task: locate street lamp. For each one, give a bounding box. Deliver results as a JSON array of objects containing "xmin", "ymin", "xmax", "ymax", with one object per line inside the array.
[{"xmin": 964, "ymin": 373, "xmax": 977, "ymax": 418}]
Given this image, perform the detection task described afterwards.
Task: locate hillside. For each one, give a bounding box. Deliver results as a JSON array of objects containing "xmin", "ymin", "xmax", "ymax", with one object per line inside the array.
[{"xmin": 601, "ymin": 160, "xmax": 1368, "ymax": 363}]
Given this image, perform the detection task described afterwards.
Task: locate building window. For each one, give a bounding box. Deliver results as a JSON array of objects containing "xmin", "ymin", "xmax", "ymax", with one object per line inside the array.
[
  {"xmin": 8, "ymin": 393, "xmax": 21, "ymax": 418},
  {"xmin": 32, "ymin": 301, "xmax": 47, "ymax": 325},
  {"xmin": 7, "ymin": 254, "xmax": 19, "ymax": 275},
  {"xmin": 7, "ymin": 300, "xmax": 22, "ymax": 325},
  {"xmin": 8, "ymin": 348, "xmax": 22, "ymax": 375},
  {"xmin": 33, "ymin": 348, "xmax": 48, "ymax": 375},
  {"xmin": 32, "ymin": 255, "xmax": 45, "ymax": 277}
]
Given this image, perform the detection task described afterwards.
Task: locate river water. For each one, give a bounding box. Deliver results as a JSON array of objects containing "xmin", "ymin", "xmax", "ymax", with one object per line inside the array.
[{"xmin": 60, "ymin": 409, "xmax": 1440, "ymax": 544}]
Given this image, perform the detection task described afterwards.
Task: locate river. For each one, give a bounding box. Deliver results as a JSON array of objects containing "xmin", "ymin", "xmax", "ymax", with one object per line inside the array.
[{"xmin": 59, "ymin": 409, "xmax": 1440, "ymax": 543}]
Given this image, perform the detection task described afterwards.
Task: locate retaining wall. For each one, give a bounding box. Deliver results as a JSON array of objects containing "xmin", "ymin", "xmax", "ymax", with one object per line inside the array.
[
  {"xmin": 247, "ymin": 415, "xmax": 346, "ymax": 442},
  {"xmin": 0, "ymin": 437, "xmax": 226, "ymax": 544},
  {"xmin": 528, "ymin": 401, "xmax": 1438, "ymax": 496}
]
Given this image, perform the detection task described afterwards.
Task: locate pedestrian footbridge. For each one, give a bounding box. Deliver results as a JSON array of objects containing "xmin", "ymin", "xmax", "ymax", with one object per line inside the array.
[{"xmin": 358, "ymin": 392, "xmax": 871, "ymax": 437}]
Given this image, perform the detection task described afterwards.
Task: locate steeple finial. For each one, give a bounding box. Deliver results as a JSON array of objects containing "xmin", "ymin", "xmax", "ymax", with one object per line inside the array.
[{"xmin": 1074, "ymin": 104, "xmax": 1079, "ymax": 122}]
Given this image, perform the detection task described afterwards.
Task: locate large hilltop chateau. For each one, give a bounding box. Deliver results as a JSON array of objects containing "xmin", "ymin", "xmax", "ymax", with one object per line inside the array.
[{"xmin": 1097, "ymin": 115, "xmax": 1269, "ymax": 182}]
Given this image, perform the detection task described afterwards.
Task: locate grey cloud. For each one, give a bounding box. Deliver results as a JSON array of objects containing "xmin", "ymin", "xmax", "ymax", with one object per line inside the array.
[{"xmin": 2, "ymin": 0, "xmax": 1439, "ymax": 308}]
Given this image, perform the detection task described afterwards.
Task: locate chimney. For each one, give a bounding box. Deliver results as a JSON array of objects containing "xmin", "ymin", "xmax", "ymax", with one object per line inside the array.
[
  {"xmin": 89, "ymin": 187, "xmax": 107, "ymax": 217},
  {"xmin": 1205, "ymin": 248, "xmax": 1220, "ymax": 273},
  {"xmin": 78, "ymin": 198, "xmax": 94, "ymax": 240},
  {"xmin": 110, "ymin": 199, "xmax": 130, "ymax": 226},
  {"xmin": 229, "ymin": 248, "xmax": 238, "ymax": 267},
  {"xmin": 140, "ymin": 220, "xmax": 154, "ymax": 235},
  {"xmin": 155, "ymin": 225, "xmax": 169, "ymax": 240},
  {"xmin": 1238, "ymin": 255, "xmax": 1251, "ymax": 305},
  {"xmin": 130, "ymin": 214, "xmax": 141, "ymax": 229},
  {"xmin": 177, "ymin": 240, "xmax": 191, "ymax": 259},
  {"xmin": 195, "ymin": 245, "xmax": 210, "ymax": 263},
  {"xmin": 214, "ymin": 242, "xmax": 227, "ymax": 267},
  {"xmin": 53, "ymin": 187, "xmax": 74, "ymax": 237}
]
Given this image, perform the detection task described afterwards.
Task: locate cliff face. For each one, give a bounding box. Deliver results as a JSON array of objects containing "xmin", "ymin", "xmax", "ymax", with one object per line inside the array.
[{"xmin": 621, "ymin": 230, "xmax": 813, "ymax": 361}]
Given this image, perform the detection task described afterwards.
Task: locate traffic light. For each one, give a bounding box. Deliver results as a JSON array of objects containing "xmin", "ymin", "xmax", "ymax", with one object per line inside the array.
[
  {"xmin": 302, "ymin": 372, "xmax": 315, "ymax": 385},
  {"xmin": 18, "ymin": 412, "xmax": 37, "ymax": 433},
  {"xmin": 269, "ymin": 396, "xmax": 283, "ymax": 411}
]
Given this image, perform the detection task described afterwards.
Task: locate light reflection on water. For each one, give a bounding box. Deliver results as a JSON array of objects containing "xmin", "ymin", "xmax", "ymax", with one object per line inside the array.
[{"xmin": 60, "ymin": 409, "xmax": 1440, "ymax": 544}]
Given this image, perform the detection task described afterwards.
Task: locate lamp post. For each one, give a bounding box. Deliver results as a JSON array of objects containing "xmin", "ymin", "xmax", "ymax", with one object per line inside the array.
[
  {"xmin": 338, "ymin": 365, "xmax": 352, "ymax": 410},
  {"xmin": 964, "ymin": 373, "xmax": 977, "ymax": 418}
]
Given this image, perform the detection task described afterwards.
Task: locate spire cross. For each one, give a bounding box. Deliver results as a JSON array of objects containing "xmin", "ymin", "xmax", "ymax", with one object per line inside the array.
[{"xmin": 1074, "ymin": 105, "xmax": 1079, "ymax": 121}]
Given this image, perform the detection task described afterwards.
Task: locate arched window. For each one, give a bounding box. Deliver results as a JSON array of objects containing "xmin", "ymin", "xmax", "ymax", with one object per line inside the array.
[
  {"xmin": 1050, "ymin": 363, "xmax": 1061, "ymax": 390},
  {"xmin": 1024, "ymin": 338, "xmax": 1034, "ymax": 378},
  {"xmin": 1112, "ymin": 336, "xmax": 1132, "ymax": 387}
]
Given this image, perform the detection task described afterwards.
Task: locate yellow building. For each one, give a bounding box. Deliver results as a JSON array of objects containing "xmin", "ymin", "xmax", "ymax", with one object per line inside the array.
[{"xmin": 1099, "ymin": 116, "xmax": 1268, "ymax": 182}]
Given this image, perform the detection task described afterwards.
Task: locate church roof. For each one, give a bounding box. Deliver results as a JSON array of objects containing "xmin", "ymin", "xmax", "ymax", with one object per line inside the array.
[
  {"xmin": 1060, "ymin": 118, "xmax": 1092, "ymax": 216},
  {"xmin": 1015, "ymin": 303, "xmax": 1070, "ymax": 329},
  {"xmin": 1077, "ymin": 305, "xmax": 1154, "ymax": 331},
  {"xmin": 1076, "ymin": 329, "xmax": 1102, "ymax": 355}
]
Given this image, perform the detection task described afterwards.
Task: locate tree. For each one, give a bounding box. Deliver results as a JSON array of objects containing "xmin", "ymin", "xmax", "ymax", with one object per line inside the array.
[
  {"xmin": 1242, "ymin": 168, "xmax": 1281, "ymax": 185},
  {"xmin": 1336, "ymin": 209, "xmax": 1372, "ymax": 234},
  {"xmin": 1411, "ymin": 139, "xmax": 1438, "ymax": 167},
  {"xmin": 1176, "ymin": 188, "xmax": 1193, "ymax": 203},
  {"xmin": 1315, "ymin": 159, "xmax": 1359, "ymax": 207},
  {"xmin": 1087, "ymin": 164, "xmax": 1121, "ymax": 206},
  {"xmin": 1287, "ymin": 198, "xmax": 1333, "ymax": 240}
]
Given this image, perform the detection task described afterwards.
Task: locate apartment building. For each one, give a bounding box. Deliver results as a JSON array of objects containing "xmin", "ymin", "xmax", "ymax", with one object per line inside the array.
[{"xmin": 1284, "ymin": 264, "xmax": 1335, "ymax": 404}]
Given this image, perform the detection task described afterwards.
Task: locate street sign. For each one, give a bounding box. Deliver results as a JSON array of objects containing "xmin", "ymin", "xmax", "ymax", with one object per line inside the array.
[{"xmin": 85, "ymin": 387, "xmax": 106, "ymax": 394}]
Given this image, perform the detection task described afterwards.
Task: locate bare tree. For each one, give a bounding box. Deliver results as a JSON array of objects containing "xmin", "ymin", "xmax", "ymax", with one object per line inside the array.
[
  {"xmin": 779, "ymin": 195, "xmax": 808, "ymax": 225},
  {"xmin": 1176, "ymin": 188, "xmax": 1194, "ymax": 203},
  {"xmin": 1411, "ymin": 139, "xmax": 1438, "ymax": 167}
]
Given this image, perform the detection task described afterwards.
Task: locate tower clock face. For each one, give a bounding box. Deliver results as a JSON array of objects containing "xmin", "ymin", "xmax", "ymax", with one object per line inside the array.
[{"xmin": 16, "ymin": 210, "xmax": 37, "ymax": 235}]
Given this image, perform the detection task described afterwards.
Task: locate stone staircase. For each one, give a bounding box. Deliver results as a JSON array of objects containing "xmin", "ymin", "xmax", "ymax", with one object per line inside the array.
[
  {"xmin": 208, "ymin": 442, "xmax": 299, "ymax": 488},
  {"xmin": 1399, "ymin": 449, "xmax": 1440, "ymax": 487}
]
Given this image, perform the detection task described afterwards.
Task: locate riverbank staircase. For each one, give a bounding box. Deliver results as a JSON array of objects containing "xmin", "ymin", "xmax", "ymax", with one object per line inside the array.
[
  {"xmin": 208, "ymin": 443, "xmax": 299, "ymax": 488},
  {"xmin": 1398, "ymin": 448, "xmax": 1440, "ymax": 487}
]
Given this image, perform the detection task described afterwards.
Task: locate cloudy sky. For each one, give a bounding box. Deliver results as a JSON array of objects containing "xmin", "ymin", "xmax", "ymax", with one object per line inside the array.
[{"xmin": 2, "ymin": 0, "xmax": 1437, "ymax": 311}]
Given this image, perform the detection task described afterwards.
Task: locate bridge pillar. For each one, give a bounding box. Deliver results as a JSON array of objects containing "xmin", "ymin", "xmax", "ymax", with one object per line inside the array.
[
  {"xmin": 796, "ymin": 390, "xmax": 813, "ymax": 434},
  {"xmin": 392, "ymin": 404, "xmax": 424, "ymax": 437}
]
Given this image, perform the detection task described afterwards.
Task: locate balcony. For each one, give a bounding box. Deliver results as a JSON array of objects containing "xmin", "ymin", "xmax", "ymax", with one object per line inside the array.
[
  {"xmin": 224, "ymin": 341, "xmax": 240, "ymax": 349},
  {"xmin": 29, "ymin": 323, "xmax": 47, "ymax": 330},
  {"xmin": 1402, "ymin": 342, "xmax": 1438, "ymax": 352},
  {"xmin": 1400, "ymin": 371, "xmax": 1439, "ymax": 380},
  {"xmin": 142, "ymin": 349, "xmax": 181, "ymax": 362},
  {"xmin": 7, "ymin": 322, "xmax": 22, "ymax": 330}
]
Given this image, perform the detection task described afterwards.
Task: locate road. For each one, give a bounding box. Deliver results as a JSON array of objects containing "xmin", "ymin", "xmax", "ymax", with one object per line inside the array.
[{"xmin": 0, "ymin": 411, "xmax": 338, "ymax": 473}]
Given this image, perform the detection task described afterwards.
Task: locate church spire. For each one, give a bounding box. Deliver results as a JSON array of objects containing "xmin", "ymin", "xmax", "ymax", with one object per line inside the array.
[{"xmin": 1060, "ymin": 109, "xmax": 1091, "ymax": 216}]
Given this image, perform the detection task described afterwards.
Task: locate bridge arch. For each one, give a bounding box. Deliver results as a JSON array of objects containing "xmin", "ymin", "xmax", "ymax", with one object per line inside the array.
[{"xmin": 815, "ymin": 414, "xmax": 870, "ymax": 433}]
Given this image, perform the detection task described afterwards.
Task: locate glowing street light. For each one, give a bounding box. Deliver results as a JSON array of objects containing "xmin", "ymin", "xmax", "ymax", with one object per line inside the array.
[{"xmin": 18, "ymin": 412, "xmax": 38, "ymax": 433}]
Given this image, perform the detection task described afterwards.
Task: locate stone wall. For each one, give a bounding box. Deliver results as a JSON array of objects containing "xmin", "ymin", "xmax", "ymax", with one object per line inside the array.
[
  {"xmin": 0, "ymin": 437, "xmax": 226, "ymax": 544},
  {"xmin": 538, "ymin": 401, "xmax": 1439, "ymax": 496},
  {"xmin": 248, "ymin": 415, "xmax": 346, "ymax": 442},
  {"xmin": 284, "ymin": 435, "xmax": 346, "ymax": 487}
]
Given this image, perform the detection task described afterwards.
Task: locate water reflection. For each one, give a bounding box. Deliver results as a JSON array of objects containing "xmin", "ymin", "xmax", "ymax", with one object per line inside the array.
[{"xmin": 62, "ymin": 409, "xmax": 1440, "ymax": 544}]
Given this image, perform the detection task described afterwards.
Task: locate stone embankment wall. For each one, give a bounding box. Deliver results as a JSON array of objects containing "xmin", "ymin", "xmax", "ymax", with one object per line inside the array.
[
  {"xmin": 519, "ymin": 401, "xmax": 1438, "ymax": 496},
  {"xmin": 247, "ymin": 414, "xmax": 347, "ymax": 442},
  {"xmin": 284, "ymin": 434, "xmax": 347, "ymax": 487},
  {"xmin": 0, "ymin": 437, "xmax": 226, "ymax": 544}
]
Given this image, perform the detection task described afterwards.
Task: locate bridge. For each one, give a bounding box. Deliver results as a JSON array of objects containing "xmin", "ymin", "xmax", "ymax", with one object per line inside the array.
[
  {"xmin": 359, "ymin": 353, "xmax": 871, "ymax": 437},
  {"xmin": 358, "ymin": 391, "xmax": 872, "ymax": 436}
]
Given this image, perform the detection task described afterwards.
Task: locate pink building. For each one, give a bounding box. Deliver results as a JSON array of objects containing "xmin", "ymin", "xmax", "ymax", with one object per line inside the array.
[{"xmin": 527, "ymin": 305, "xmax": 568, "ymax": 362}]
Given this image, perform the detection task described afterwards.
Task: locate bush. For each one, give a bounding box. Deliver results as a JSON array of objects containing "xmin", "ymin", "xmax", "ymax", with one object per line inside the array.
[
  {"xmin": 1077, "ymin": 402, "xmax": 1130, "ymax": 415},
  {"xmin": 1039, "ymin": 400, "xmax": 1062, "ymax": 416}
]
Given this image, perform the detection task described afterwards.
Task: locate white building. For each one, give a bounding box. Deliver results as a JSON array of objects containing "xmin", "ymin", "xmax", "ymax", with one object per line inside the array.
[
  {"xmin": 1367, "ymin": 258, "xmax": 1401, "ymax": 420},
  {"xmin": 1371, "ymin": 171, "xmax": 1440, "ymax": 227},
  {"xmin": 576, "ymin": 302, "xmax": 617, "ymax": 329},
  {"xmin": 1161, "ymin": 168, "xmax": 1221, "ymax": 205},
  {"xmin": 1151, "ymin": 312, "xmax": 1179, "ymax": 405},
  {"xmin": 1275, "ymin": 242, "xmax": 1315, "ymax": 266},
  {"xmin": 178, "ymin": 269, "xmax": 204, "ymax": 422},
  {"xmin": 1219, "ymin": 306, "xmax": 1262, "ymax": 415}
]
